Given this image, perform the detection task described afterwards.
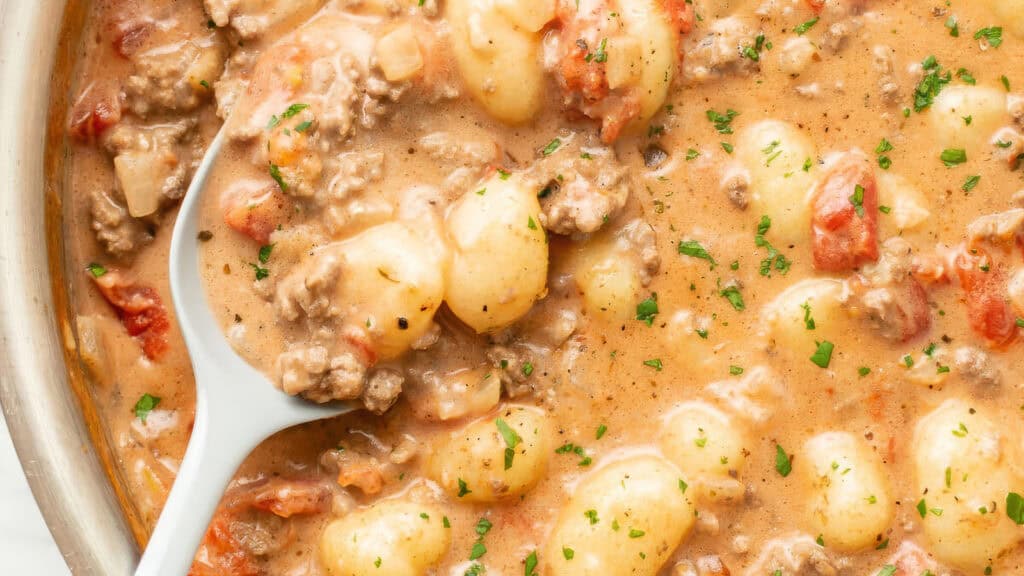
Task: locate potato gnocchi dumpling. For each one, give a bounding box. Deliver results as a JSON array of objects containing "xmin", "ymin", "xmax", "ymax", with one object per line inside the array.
[
  {"xmin": 338, "ymin": 222, "xmax": 448, "ymax": 360},
  {"xmin": 446, "ymin": 0, "xmax": 549, "ymax": 123},
  {"xmin": 319, "ymin": 499, "xmax": 451, "ymax": 576},
  {"xmin": 611, "ymin": 0, "xmax": 680, "ymax": 125},
  {"xmin": 930, "ymin": 85, "xmax": 1008, "ymax": 155},
  {"xmin": 760, "ymin": 278, "xmax": 850, "ymax": 355},
  {"xmin": 659, "ymin": 401, "xmax": 749, "ymax": 497},
  {"xmin": 428, "ymin": 405, "xmax": 551, "ymax": 502},
  {"xmin": 876, "ymin": 172, "xmax": 931, "ymax": 233},
  {"xmin": 573, "ymin": 239, "xmax": 643, "ymax": 322},
  {"xmin": 736, "ymin": 120, "xmax": 818, "ymax": 245},
  {"xmin": 544, "ymin": 456, "xmax": 696, "ymax": 576},
  {"xmin": 445, "ymin": 174, "xmax": 549, "ymax": 333},
  {"xmin": 803, "ymin": 432, "xmax": 894, "ymax": 552},
  {"xmin": 912, "ymin": 399, "xmax": 1024, "ymax": 569}
]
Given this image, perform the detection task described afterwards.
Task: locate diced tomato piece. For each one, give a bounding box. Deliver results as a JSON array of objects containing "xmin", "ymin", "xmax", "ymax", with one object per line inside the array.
[
  {"xmin": 188, "ymin": 513, "xmax": 260, "ymax": 576},
  {"xmin": 811, "ymin": 152, "xmax": 880, "ymax": 272},
  {"xmin": 954, "ymin": 247, "xmax": 1018, "ymax": 347},
  {"xmin": 662, "ymin": 0, "xmax": 696, "ymax": 34},
  {"xmin": 68, "ymin": 87, "xmax": 121, "ymax": 143},
  {"xmin": 227, "ymin": 479, "xmax": 332, "ymax": 519},
  {"xmin": 92, "ymin": 270, "xmax": 170, "ymax": 360},
  {"xmin": 222, "ymin": 186, "xmax": 291, "ymax": 244},
  {"xmin": 806, "ymin": 0, "xmax": 826, "ymax": 13}
]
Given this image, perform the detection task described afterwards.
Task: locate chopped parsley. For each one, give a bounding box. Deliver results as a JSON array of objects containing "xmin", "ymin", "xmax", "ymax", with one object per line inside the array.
[
  {"xmin": 457, "ymin": 478, "xmax": 472, "ymax": 497},
  {"xmin": 269, "ymin": 163, "xmax": 288, "ymax": 191},
  {"xmin": 495, "ymin": 418, "xmax": 523, "ymax": 470},
  {"xmin": 555, "ymin": 442, "xmax": 592, "ymax": 466},
  {"xmin": 940, "ymin": 148, "xmax": 967, "ymax": 167},
  {"xmin": 945, "ymin": 15, "xmax": 959, "ymax": 37},
  {"xmin": 706, "ymin": 109, "xmax": 739, "ymax": 134},
  {"xmin": 643, "ymin": 358, "xmax": 664, "ymax": 371},
  {"xmin": 524, "ymin": 551, "xmax": 539, "ymax": 576},
  {"xmin": 1007, "ymin": 492, "xmax": 1024, "ymax": 525},
  {"xmin": 858, "ymin": 366, "xmax": 871, "ymax": 377},
  {"xmin": 794, "ymin": 17, "xmax": 819, "ymax": 35},
  {"xmin": 636, "ymin": 293, "xmax": 660, "ymax": 326},
  {"xmin": 755, "ymin": 215, "xmax": 791, "ymax": 277},
  {"xmin": 719, "ymin": 286, "xmax": 745, "ymax": 311},
  {"xmin": 913, "ymin": 56, "xmax": 951, "ymax": 112},
  {"xmin": 962, "ymin": 175, "xmax": 981, "ymax": 192},
  {"xmin": 849, "ymin": 184, "xmax": 866, "ymax": 217},
  {"xmin": 86, "ymin": 262, "xmax": 107, "ymax": 278},
  {"xmin": 974, "ymin": 27, "xmax": 1003, "ymax": 48},
  {"xmin": 678, "ymin": 240, "xmax": 717, "ymax": 269},
  {"xmin": 258, "ymin": 244, "xmax": 274, "ymax": 264},
  {"xmin": 596, "ymin": 424, "xmax": 608, "ymax": 439},
  {"xmin": 775, "ymin": 444, "xmax": 792, "ymax": 477},
  {"xmin": 542, "ymin": 138, "xmax": 562, "ymax": 156},
  {"xmin": 801, "ymin": 301, "xmax": 817, "ymax": 330},
  {"xmin": 810, "ymin": 340, "xmax": 835, "ymax": 368},
  {"xmin": 133, "ymin": 393, "xmax": 161, "ymax": 423},
  {"xmin": 249, "ymin": 263, "xmax": 269, "ymax": 281}
]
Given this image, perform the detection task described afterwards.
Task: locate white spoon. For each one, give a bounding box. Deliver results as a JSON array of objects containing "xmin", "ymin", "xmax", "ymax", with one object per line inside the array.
[{"xmin": 134, "ymin": 128, "xmax": 355, "ymax": 576}]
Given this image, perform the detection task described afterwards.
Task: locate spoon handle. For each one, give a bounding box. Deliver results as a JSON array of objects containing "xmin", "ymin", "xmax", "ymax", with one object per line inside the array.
[{"xmin": 133, "ymin": 391, "xmax": 259, "ymax": 576}]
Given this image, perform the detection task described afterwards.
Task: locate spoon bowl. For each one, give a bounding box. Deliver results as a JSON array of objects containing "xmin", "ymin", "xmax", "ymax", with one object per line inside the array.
[{"xmin": 134, "ymin": 128, "xmax": 355, "ymax": 576}]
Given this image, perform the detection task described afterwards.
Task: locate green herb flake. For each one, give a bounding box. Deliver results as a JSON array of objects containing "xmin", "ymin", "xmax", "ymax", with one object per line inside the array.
[
  {"xmin": 269, "ymin": 163, "xmax": 288, "ymax": 191},
  {"xmin": 643, "ymin": 358, "xmax": 664, "ymax": 371},
  {"xmin": 810, "ymin": 341, "xmax": 835, "ymax": 368},
  {"xmin": 775, "ymin": 444, "xmax": 793, "ymax": 477},
  {"xmin": 542, "ymin": 138, "xmax": 562, "ymax": 156},
  {"xmin": 1007, "ymin": 492, "xmax": 1024, "ymax": 525},
  {"xmin": 677, "ymin": 240, "xmax": 717, "ymax": 269},
  {"xmin": 941, "ymin": 148, "xmax": 968, "ymax": 167},
  {"xmin": 973, "ymin": 27, "xmax": 1003, "ymax": 48},
  {"xmin": 596, "ymin": 424, "xmax": 608, "ymax": 440},
  {"xmin": 457, "ymin": 478, "xmax": 472, "ymax": 497},
  {"xmin": 962, "ymin": 175, "xmax": 981, "ymax": 192},
  {"xmin": 133, "ymin": 393, "xmax": 161, "ymax": 423},
  {"xmin": 794, "ymin": 17, "xmax": 819, "ymax": 35},
  {"xmin": 86, "ymin": 262, "xmax": 107, "ymax": 278},
  {"xmin": 706, "ymin": 109, "xmax": 740, "ymax": 134},
  {"xmin": 524, "ymin": 551, "xmax": 539, "ymax": 576},
  {"xmin": 496, "ymin": 418, "xmax": 523, "ymax": 470},
  {"xmin": 636, "ymin": 293, "xmax": 660, "ymax": 326}
]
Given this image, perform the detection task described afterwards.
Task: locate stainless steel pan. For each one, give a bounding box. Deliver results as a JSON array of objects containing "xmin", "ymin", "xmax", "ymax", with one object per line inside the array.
[{"xmin": 0, "ymin": 0, "xmax": 139, "ymax": 573}]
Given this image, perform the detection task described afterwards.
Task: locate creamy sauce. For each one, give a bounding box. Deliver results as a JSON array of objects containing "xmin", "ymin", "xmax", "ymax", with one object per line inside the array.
[{"xmin": 62, "ymin": 1, "xmax": 1024, "ymax": 575}]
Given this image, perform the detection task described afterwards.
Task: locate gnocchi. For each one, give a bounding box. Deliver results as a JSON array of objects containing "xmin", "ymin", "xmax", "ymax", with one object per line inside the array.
[
  {"xmin": 930, "ymin": 85, "xmax": 1008, "ymax": 156},
  {"xmin": 802, "ymin": 432, "xmax": 894, "ymax": 551},
  {"xmin": 612, "ymin": 0, "xmax": 680, "ymax": 125},
  {"xmin": 735, "ymin": 120, "xmax": 818, "ymax": 245},
  {"xmin": 444, "ymin": 174, "xmax": 549, "ymax": 333},
  {"xmin": 912, "ymin": 399, "xmax": 1023, "ymax": 568},
  {"xmin": 573, "ymin": 238, "xmax": 643, "ymax": 322},
  {"xmin": 544, "ymin": 456, "xmax": 696, "ymax": 575},
  {"xmin": 876, "ymin": 172, "xmax": 931, "ymax": 233},
  {"xmin": 319, "ymin": 499, "xmax": 451, "ymax": 576},
  {"xmin": 659, "ymin": 401, "xmax": 749, "ymax": 500},
  {"xmin": 446, "ymin": 0, "xmax": 547, "ymax": 123},
  {"xmin": 760, "ymin": 278, "xmax": 850, "ymax": 355},
  {"xmin": 335, "ymin": 222, "xmax": 447, "ymax": 360},
  {"xmin": 428, "ymin": 405, "xmax": 550, "ymax": 502}
]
